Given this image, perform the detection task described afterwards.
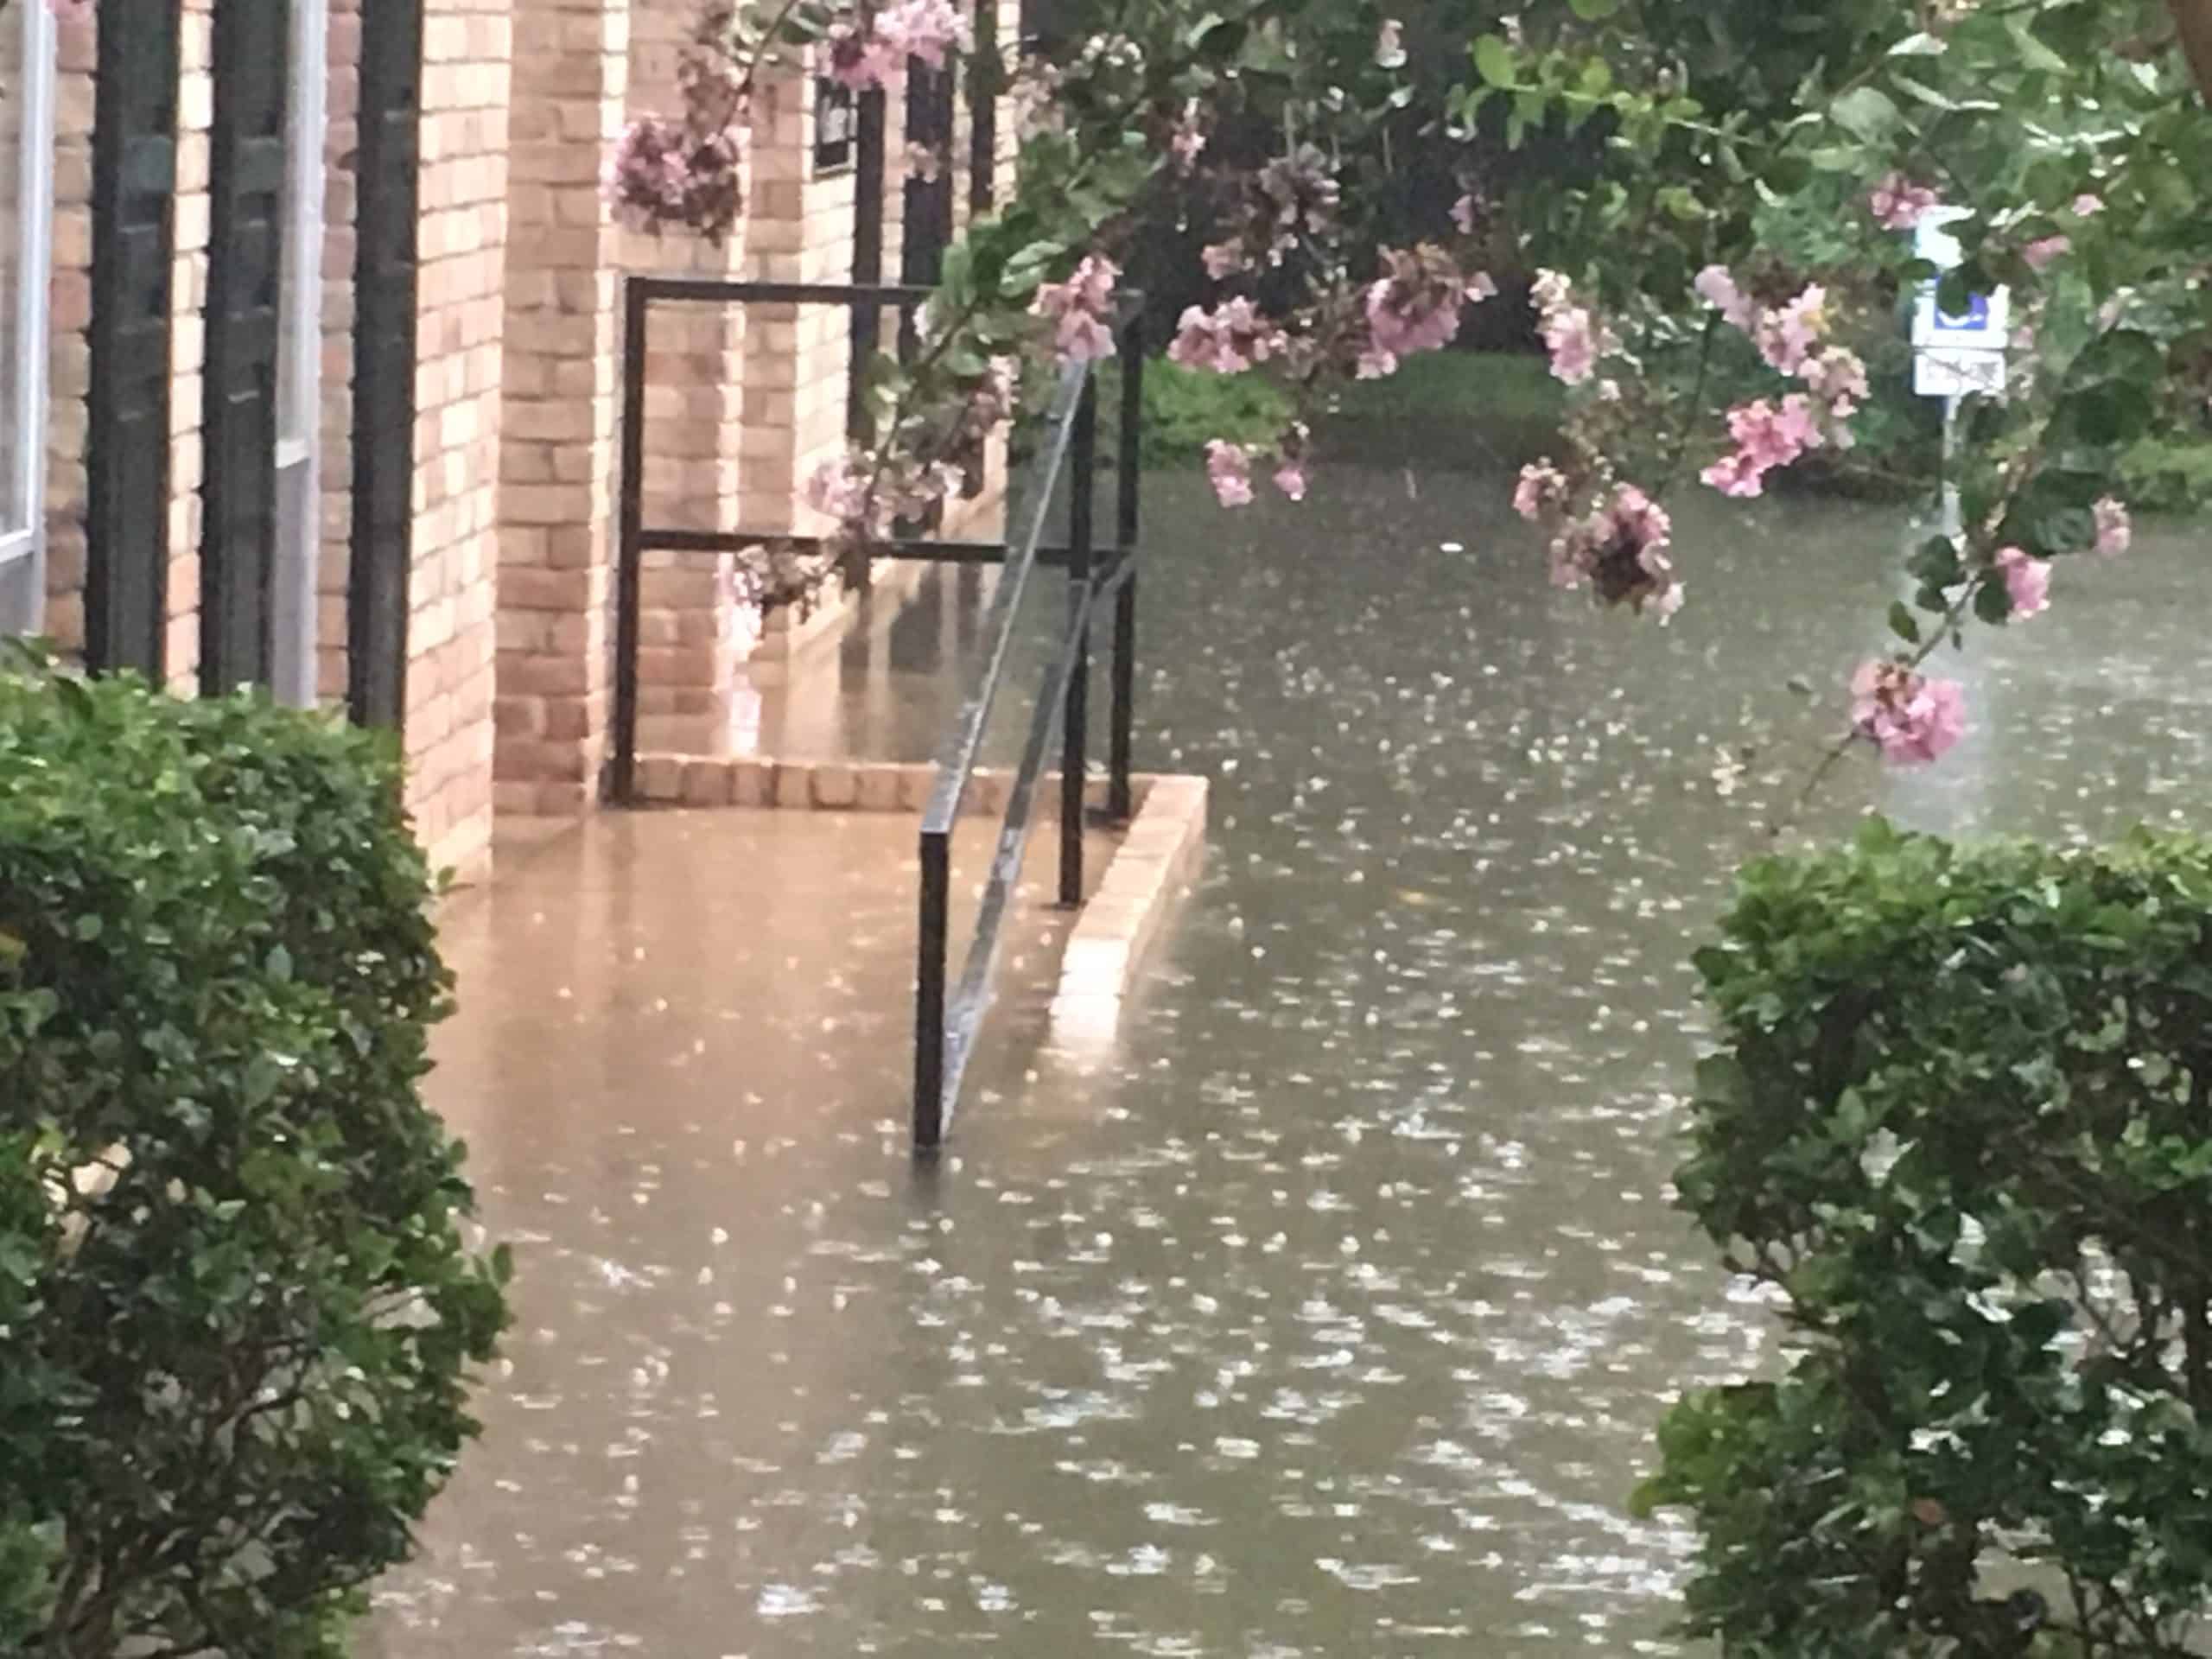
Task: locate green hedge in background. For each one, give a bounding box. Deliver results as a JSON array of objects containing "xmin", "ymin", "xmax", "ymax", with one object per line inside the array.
[{"xmin": 0, "ymin": 659, "xmax": 509, "ymax": 1658}]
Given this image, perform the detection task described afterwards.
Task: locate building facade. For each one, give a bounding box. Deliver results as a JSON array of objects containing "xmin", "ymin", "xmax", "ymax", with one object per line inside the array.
[{"xmin": 0, "ymin": 0, "xmax": 1017, "ymax": 881}]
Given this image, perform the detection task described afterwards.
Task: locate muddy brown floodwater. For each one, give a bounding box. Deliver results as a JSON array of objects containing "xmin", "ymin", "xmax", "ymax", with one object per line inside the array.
[{"xmin": 366, "ymin": 456, "xmax": 2210, "ymax": 1658}]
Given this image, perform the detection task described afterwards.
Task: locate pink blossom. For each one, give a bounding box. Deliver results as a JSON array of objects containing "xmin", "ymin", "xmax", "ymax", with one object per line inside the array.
[
  {"xmin": 1031, "ymin": 256, "xmax": 1122, "ymax": 365},
  {"xmin": 1168, "ymin": 299, "xmax": 1288, "ymax": 375},
  {"xmin": 2094, "ymin": 497, "xmax": 2133, "ymax": 557},
  {"xmin": 1755, "ymin": 285, "xmax": 1828, "ymax": 374},
  {"xmin": 1273, "ymin": 461, "xmax": 1309, "ymax": 502},
  {"xmin": 804, "ymin": 454, "xmax": 881, "ymax": 533},
  {"xmin": 1366, "ymin": 245, "xmax": 1491, "ymax": 370},
  {"xmin": 1853, "ymin": 662, "xmax": 1967, "ymax": 766},
  {"xmin": 604, "ymin": 118, "xmax": 695, "ymax": 228},
  {"xmin": 1376, "ymin": 17, "xmax": 1408, "ymax": 67},
  {"xmin": 1514, "ymin": 461, "xmax": 1568, "ymax": 524},
  {"xmin": 1171, "ymin": 104, "xmax": 1207, "ymax": 173},
  {"xmin": 1543, "ymin": 308, "xmax": 1601, "ymax": 386},
  {"xmin": 1451, "ymin": 194, "xmax": 1478, "ymax": 236},
  {"xmin": 2072, "ymin": 194, "xmax": 2105, "ymax": 218},
  {"xmin": 1694, "ymin": 265, "xmax": 1756, "ymax": 332},
  {"xmin": 2023, "ymin": 235, "xmax": 2071, "ymax": 273},
  {"xmin": 1701, "ymin": 397, "xmax": 1821, "ymax": 497},
  {"xmin": 825, "ymin": 22, "xmax": 903, "ymax": 91},
  {"xmin": 1802, "ymin": 346, "xmax": 1871, "ymax": 423},
  {"xmin": 1205, "ymin": 442, "xmax": 1255, "ymax": 508},
  {"xmin": 1994, "ymin": 545, "xmax": 2050, "ymax": 619},
  {"xmin": 1868, "ymin": 173, "xmax": 1941, "ymax": 232},
  {"xmin": 1549, "ymin": 484, "xmax": 1682, "ymax": 617},
  {"xmin": 876, "ymin": 0, "xmax": 974, "ymax": 69}
]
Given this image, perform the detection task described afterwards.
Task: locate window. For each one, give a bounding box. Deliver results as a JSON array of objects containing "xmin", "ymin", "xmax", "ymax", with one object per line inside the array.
[
  {"xmin": 270, "ymin": 0, "xmax": 326, "ymax": 703},
  {"xmin": 0, "ymin": 0, "xmax": 55, "ymax": 637}
]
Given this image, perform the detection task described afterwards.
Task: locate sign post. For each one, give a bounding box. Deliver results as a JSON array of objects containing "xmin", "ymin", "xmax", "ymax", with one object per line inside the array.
[{"xmin": 1910, "ymin": 209, "xmax": 2007, "ymax": 540}]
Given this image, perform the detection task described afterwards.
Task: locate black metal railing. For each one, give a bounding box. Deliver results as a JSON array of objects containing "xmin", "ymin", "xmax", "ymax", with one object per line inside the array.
[
  {"xmin": 609, "ymin": 276, "xmax": 1146, "ymax": 1154},
  {"xmin": 913, "ymin": 318, "xmax": 1145, "ymax": 1151}
]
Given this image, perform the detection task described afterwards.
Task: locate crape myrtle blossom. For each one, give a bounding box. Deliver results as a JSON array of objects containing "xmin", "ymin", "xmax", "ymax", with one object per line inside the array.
[
  {"xmin": 2095, "ymin": 496, "xmax": 2133, "ymax": 557},
  {"xmin": 1868, "ymin": 172, "xmax": 1942, "ymax": 231},
  {"xmin": 1852, "ymin": 661, "xmax": 1967, "ymax": 766},
  {"xmin": 1994, "ymin": 545, "xmax": 2051, "ymax": 619},
  {"xmin": 1692, "ymin": 270, "xmax": 1867, "ymax": 497},
  {"xmin": 1032, "ymin": 256, "xmax": 1122, "ymax": 365},
  {"xmin": 1169, "ymin": 298, "xmax": 1290, "ymax": 375},
  {"xmin": 1359, "ymin": 245, "xmax": 1498, "ymax": 379},
  {"xmin": 1530, "ymin": 269, "xmax": 1613, "ymax": 387},
  {"xmin": 1531, "ymin": 481, "xmax": 1683, "ymax": 620}
]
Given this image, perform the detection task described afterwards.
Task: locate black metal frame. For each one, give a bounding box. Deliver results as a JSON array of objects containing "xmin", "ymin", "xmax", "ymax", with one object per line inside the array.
[
  {"xmin": 201, "ymin": 0, "xmax": 292, "ymax": 694},
  {"xmin": 86, "ymin": 3, "xmax": 182, "ymax": 678},
  {"xmin": 348, "ymin": 0, "xmax": 424, "ymax": 728},
  {"xmin": 608, "ymin": 277, "xmax": 1146, "ymax": 1155}
]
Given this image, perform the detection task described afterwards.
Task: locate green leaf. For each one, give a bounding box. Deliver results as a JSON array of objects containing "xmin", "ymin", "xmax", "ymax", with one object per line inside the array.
[
  {"xmin": 1473, "ymin": 35, "xmax": 1516, "ymax": 90},
  {"xmin": 1888, "ymin": 602, "xmax": 1921, "ymax": 645},
  {"xmin": 1828, "ymin": 86, "xmax": 1903, "ymax": 144}
]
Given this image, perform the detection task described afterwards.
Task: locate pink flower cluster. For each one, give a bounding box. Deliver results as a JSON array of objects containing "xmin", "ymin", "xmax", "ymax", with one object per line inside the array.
[
  {"xmin": 1032, "ymin": 256, "xmax": 1121, "ymax": 365},
  {"xmin": 1530, "ymin": 270, "xmax": 1610, "ymax": 388},
  {"xmin": 1994, "ymin": 545, "xmax": 2050, "ymax": 619},
  {"xmin": 1360, "ymin": 246, "xmax": 1496, "ymax": 378},
  {"xmin": 1546, "ymin": 484, "xmax": 1683, "ymax": 619},
  {"xmin": 603, "ymin": 118, "xmax": 743, "ymax": 237},
  {"xmin": 1168, "ymin": 299, "xmax": 1288, "ymax": 375},
  {"xmin": 1852, "ymin": 662, "xmax": 1966, "ymax": 766},
  {"xmin": 804, "ymin": 449, "xmax": 967, "ymax": 540},
  {"xmin": 2094, "ymin": 496, "xmax": 2132, "ymax": 557},
  {"xmin": 1513, "ymin": 461, "xmax": 1569, "ymax": 524},
  {"xmin": 1205, "ymin": 439, "xmax": 1308, "ymax": 509},
  {"xmin": 1694, "ymin": 270, "xmax": 1866, "ymax": 497},
  {"xmin": 827, "ymin": 0, "xmax": 974, "ymax": 91},
  {"xmin": 1868, "ymin": 173, "xmax": 1941, "ymax": 232},
  {"xmin": 2023, "ymin": 235, "xmax": 2071, "ymax": 273},
  {"xmin": 1701, "ymin": 397, "xmax": 1823, "ymax": 499}
]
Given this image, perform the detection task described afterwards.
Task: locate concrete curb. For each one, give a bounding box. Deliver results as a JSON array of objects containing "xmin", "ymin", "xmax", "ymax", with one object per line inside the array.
[
  {"xmin": 632, "ymin": 753, "xmax": 1136, "ymax": 817},
  {"xmin": 1050, "ymin": 774, "xmax": 1208, "ymax": 1033}
]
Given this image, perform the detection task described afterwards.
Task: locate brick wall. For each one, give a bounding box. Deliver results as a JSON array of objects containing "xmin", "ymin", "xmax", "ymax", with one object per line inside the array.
[
  {"xmin": 492, "ymin": 0, "xmax": 626, "ymax": 817},
  {"xmin": 316, "ymin": 0, "xmax": 362, "ymax": 705},
  {"xmin": 406, "ymin": 0, "xmax": 515, "ymax": 882},
  {"xmin": 41, "ymin": 9, "xmax": 91, "ymax": 657}
]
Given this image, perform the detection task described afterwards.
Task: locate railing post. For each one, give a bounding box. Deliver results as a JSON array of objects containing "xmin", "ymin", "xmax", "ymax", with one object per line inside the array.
[
  {"xmin": 612, "ymin": 280, "xmax": 649, "ymax": 806},
  {"xmin": 1110, "ymin": 309, "xmax": 1144, "ymax": 822},
  {"xmin": 849, "ymin": 89, "xmax": 887, "ymax": 442},
  {"xmin": 915, "ymin": 827, "xmax": 950, "ymax": 1150},
  {"xmin": 1060, "ymin": 374, "xmax": 1098, "ymax": 907}
]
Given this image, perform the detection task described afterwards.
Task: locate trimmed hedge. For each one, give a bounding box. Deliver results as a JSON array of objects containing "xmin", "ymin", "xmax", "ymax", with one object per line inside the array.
[
  {"xmin": 0, "ymin": 663, "xmax": 508, "ymax": 1657},
  {"xmin": 1646, "ymin": 820, "xmax": 2212, "ymax": 1657}
]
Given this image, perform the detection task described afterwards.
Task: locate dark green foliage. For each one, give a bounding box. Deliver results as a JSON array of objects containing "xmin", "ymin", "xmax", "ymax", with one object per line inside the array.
[
  {"xmin": 0, "ymin": 663, "xmax": 510, "ymax": 1658},
  {"xmin": 1647, "ymin": 821, "xmax": 2212, "ymax": 1658}
]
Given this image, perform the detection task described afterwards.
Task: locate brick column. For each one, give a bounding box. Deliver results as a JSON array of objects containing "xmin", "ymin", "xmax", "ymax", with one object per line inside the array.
[
  {"xmin": 492, "ymin": 0, "xmax": 628, "ymax": 814},
  {"xmin": 625, "ymin": 0, "xmax": 756, "ymax": 753},
  {"xmin": 316, "ymin": 0, "xmax": 362, "ymax": 706},
  {"xmin": 406, "ymin": 0, "xmax": 515, "ymax": 881},
  {"xmin": 41, "ymin": 7, "xmax": 94, "ymax": 658}
]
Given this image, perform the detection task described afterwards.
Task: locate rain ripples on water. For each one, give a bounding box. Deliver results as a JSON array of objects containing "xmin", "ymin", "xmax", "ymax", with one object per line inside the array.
[{"xmin": 368, "ymin": 462, "xmax": 2210, "ymax": 1657}]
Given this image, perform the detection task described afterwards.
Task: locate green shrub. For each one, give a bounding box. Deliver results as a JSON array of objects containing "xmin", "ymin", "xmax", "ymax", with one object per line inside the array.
[
  {"xmin": 1645, "ymin": 821, "xmax": 2212, "ymax": 1658},
  {"xmin": 0, "ymin": 663, "xmax": 509, "ymax": 1658}
]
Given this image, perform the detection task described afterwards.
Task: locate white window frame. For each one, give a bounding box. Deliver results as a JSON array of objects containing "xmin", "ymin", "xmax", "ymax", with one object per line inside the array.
[
  {"xmin": 0, "ymin": 0, "xmax": 57, "ymax": 638},
  {"xmin": 270, "ymin": 0, "xmax": 327, "ymax": 705}
]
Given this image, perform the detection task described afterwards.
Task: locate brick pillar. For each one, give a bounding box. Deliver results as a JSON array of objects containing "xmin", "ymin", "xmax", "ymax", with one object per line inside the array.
[
  {"xmin": 42, "ymin": 7, "xmax": 94, "ymax": 658},
  {"xmin": 166, "ymin": 0, "xmax": 214, "ymax": 691},
  {"xmin": 625, "ymin": 0, "xmax": 755, "ymax": 753},
  {"xmin": 316, "ymin": 0, "xmax": 362, "ymax": 706},
  {"xmin": 405, "ymin": 0, "xmax": 515, "ymax": 881},
  {"xmin": 493, "ymin": 0, "xmax": 628, "ymax": 815}
]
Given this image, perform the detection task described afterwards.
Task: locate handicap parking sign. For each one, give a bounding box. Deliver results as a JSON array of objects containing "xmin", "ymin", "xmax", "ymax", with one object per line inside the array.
[{"xmin": 1933, "ymin": 293, "xmax": 1990, "ymax": 333}]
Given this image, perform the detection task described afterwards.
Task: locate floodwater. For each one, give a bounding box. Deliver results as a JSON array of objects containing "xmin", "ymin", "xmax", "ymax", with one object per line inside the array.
[{"xmin": 367, "ymin": 452, "xmax": 2209, "ymax": 1659}]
